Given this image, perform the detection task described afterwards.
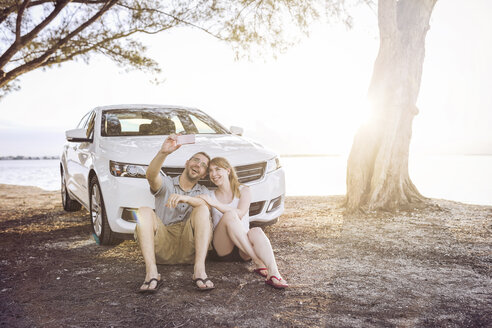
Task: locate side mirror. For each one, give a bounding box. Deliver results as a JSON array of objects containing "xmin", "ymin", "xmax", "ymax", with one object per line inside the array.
[
  {"xmin": 230, "ymin": 126, "xmax": 243, "ymax": 136},
  {"xmin": 66, "ymin": 128, "xmax": 92, "ymax": 142}
]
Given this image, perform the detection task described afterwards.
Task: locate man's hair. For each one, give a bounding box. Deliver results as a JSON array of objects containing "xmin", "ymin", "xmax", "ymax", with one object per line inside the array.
[{"xmin": 190, "ymin": 152, "xmax": 211, "ymax": 165}]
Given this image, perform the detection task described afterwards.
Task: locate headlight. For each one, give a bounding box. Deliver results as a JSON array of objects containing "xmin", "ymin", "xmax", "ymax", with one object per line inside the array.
[
  {"xmin": 265, "ymin": 156, "xmax": 281, "ymax": 173},
  {"xmin": 110, "ymin": 161, "xmax": 147, "ymax": 178}
]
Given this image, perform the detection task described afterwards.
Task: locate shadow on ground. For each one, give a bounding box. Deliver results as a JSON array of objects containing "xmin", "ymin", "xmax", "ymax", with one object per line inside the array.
[{"xmin": 0, "ymin": 185, "xmax": 491, "ymax": 327}]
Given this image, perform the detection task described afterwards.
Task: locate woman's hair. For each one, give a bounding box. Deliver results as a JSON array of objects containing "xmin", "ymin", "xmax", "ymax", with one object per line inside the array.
[{"xmin": 209, "ymin": 157, "xmax": 241, "ymax": 198}]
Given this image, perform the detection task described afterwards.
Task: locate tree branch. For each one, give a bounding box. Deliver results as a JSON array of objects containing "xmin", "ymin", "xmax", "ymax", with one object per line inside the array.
[
  {"xmin": 20, "ymin": 0, "xmax": 71, "ymax": 44},
  {"xmin": 0, "ymin": 0, "xmax": 71, "ymax": 69},
  {"xmin": 0, "ymin": 0, "xmax": 117, "ymax": 88},
  {"xmin": 15, "ymin": 0, "xmax": 30, "ymax": 42},
  {"xmin": 360, "ymin": 0, "xmax": 377, "ymax": 17},
  {"xmin": 115, "ymin": 2, "xmax": 226, "ymax": 41},
  {"xmin": 0, "ymin": 0, "xmax": 106, "ymax": 27},
  {"xmin": 43, "ymin": 24, "xmax": 173, "ymax": 66}
]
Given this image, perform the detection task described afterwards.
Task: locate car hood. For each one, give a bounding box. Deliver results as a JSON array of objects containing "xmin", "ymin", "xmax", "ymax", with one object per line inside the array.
[{"xmin": 98, "ymin": 134, "xmax": 276, "ymax": 166}]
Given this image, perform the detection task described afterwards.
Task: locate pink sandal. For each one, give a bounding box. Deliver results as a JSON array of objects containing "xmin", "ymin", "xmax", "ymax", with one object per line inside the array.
[
  {"xmin": 265, "ymin": 275, "xmax": 288, "ymax": 289},
  {"xmin": 253, "ymin": 268, "xmax": 268, "ymax": 278}
]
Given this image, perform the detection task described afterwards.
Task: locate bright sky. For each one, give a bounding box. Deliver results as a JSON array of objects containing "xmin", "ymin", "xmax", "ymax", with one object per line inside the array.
[{"xmin": 0, "ymin": 0, "xmax": 491, "ymax": 156}]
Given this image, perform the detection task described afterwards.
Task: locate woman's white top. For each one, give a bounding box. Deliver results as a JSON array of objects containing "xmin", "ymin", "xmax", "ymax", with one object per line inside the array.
[{"xmin": 210, "ymin": 189, "xmax": 250, "ymax": 233}]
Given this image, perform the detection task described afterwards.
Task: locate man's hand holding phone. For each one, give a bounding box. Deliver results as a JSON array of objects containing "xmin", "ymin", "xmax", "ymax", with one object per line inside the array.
[
  {"xmin": 159, "ymin": 134, "xmax": 195, "ymax": 155},
  {"xmin": 160, "ymin": 134, "xmax": 181, "ymax": 154},
  {"xmin": 176, "ymin": 134, "xmax": 195, "ymax": 145}
]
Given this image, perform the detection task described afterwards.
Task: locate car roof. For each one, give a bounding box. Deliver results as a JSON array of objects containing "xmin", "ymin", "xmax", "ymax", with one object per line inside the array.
[{"xmin": 92, "ymin": 104, "xmax": 203, "ymax": 113}]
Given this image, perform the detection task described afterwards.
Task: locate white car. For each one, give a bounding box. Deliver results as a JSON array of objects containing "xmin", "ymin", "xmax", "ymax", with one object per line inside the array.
[{"xmin": 60, "ymin": 105, "xmax": 285, "ymax": 245}]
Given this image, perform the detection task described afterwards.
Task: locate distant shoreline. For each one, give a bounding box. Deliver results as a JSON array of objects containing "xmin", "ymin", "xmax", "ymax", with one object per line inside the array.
[
  {"xmin": 0, "ymin": 156, "xmax": 59, "ymax": 160},
  {"xmin": 280, "ymin": 154, "xmax": 342, "ymax": 158},
  {"xmin": 1, "ymin": 153, "xmax": 491, "ymax": 160}
]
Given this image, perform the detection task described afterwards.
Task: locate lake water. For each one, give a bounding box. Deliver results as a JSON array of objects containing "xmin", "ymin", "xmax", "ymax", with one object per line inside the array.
[
  {"xmin": 281, "ymin": 155, "xmax": 492, "ymax": 206},
  {"xmin": 0, "ymin": 156, "xmax": 491, "ymax": 206},
  {"xmin": 0, "ymin": 159, "xmax": 61, "ymax": 191}
]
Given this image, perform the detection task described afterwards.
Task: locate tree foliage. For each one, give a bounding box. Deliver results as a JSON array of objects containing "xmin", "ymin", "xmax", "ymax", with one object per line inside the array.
[{"xmin": 0, "ymin": 0, "xmax": 354, "ymax": 97}]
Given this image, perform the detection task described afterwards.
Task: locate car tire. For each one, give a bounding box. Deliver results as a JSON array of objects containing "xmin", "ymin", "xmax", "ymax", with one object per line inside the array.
[
  {"xmin": 89, "ymin": 175, "xmax": 119, "ymax": 245},
  {"xmin": 61, "ymin": 168, "xmax": 82, "ymax": 212}
]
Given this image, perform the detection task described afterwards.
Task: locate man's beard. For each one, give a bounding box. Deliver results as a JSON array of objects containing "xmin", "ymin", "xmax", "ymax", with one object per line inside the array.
[{"xmin": 185, "ymin": 168, "xmax": 201, "ymax": 184}]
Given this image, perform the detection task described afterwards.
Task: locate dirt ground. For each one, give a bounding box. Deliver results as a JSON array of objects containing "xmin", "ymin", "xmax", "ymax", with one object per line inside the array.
[{"xmin": 0, "ymin": 184, "xmax": 491, "ymax": 328}]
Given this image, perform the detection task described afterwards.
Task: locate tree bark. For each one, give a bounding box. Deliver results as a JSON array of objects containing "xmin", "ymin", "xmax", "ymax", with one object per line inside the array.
[{"xmin": 346, "ymin": 0, "xmax": 437, "ymax": 211}]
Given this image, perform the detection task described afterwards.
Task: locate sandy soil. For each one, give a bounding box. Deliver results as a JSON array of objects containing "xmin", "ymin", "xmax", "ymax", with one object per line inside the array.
[{"xmin": 0, "ymin": 184, "xmax": 491, "ymax": 327}]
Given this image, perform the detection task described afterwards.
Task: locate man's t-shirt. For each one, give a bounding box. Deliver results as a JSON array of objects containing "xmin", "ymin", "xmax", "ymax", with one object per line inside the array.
[{"xmin": 152, "ymin": 174, "xmax": 209, "ymax": 226}]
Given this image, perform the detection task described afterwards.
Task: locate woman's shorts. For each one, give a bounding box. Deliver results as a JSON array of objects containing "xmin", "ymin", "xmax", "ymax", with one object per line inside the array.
[{"xmin": 208, "ymin": 246, "xmax": 250, "ymax": 262}]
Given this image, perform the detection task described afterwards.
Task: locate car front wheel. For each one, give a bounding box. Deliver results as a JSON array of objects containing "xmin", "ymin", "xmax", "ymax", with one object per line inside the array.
[
  {"xmin": 89, "ymin": 175, "xmax": 119, "ymax": 245},
  {"xmin": 61, "ymin": 168, "xmax": 81, "ymax": 212}
]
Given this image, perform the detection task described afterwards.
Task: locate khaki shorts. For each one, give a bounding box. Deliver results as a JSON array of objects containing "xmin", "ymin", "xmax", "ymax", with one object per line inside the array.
[{"xmin": 135, "ymin": 217, "xmax": 213, "ymax": 265}]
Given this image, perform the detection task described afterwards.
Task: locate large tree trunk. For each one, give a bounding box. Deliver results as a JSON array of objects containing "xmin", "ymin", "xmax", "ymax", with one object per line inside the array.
[{"xmin": 346, "ymin": 0, "xmax": 437, "ymax": 211}]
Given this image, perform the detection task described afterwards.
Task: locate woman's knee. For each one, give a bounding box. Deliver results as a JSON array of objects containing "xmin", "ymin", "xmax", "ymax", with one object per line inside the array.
[
  {"xmin": 247, "ymin": 227, "xmax": 265, "ymax": 240},
  {"xmin": 222, "ymin": 211, "xmax": 240, "ymax": 226}
]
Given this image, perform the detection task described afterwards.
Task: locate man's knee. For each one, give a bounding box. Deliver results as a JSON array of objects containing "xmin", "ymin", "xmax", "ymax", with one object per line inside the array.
[
  {"xmin": 191, "ymin": 205, "xmax": 211, "ymax": 227},
  {"xmin": 137, "ymin": 206, "xmax": 153, "ymax": 217},
  {"xmin": 134, "ymin": 207, "xmax": 158, "ymax": 244},
  {"xmin": 137, "ymin": 206, "xmax": 155, "ymax": 226},
  {"xmin": 191, "ymin": 204, "xmax": 209, "ymax": 218}
]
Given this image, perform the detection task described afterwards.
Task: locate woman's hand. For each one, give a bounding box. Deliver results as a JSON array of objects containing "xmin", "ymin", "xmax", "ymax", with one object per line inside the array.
[{"xmin": 198, "ymin": 194, "xmax": 215, "ymax": 207}]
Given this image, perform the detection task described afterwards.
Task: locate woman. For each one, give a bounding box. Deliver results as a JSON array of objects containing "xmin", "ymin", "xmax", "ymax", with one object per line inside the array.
[{"xmin": 199, "ymin": 157, "xmax": 288, "ymax": 289}]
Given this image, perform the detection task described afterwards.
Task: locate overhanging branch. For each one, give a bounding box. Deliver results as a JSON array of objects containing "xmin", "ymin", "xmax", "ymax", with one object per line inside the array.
[
  {"xmin": 15, "ymin": 1, "xmax": 30, "ymax": 41},
  {"xmin": 0, "ymin": 0, "xmax": 71, "ymax": 69},
  {"xmin": 43, "ymin": 24, "xmax": 173, "ymax": 67},
  {"xmin": 0, "ymin": 0, "xmax": 108, "ymax": 29},
  {"xmin": 0, "ymin": 0, "xmax": 117, "ymax": 88},
  {"xmin": 115, "ymin": 3, "xmax": 226, "ymax": 41}
]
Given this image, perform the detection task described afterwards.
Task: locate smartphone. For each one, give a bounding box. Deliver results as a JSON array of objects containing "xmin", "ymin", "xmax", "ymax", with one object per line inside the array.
[{"xmin": 176, "ymin": 134, "xmax": 195, "ymax": 145}]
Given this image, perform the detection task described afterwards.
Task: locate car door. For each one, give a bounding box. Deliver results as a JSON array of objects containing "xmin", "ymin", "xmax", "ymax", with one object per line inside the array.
[
  {"xmin": 65, "ymin": 111, "xmax": 90, "ymax": 200},
  {"xmin": 67, "ymin": 111, "xmax": 96, "ymax": 205}
]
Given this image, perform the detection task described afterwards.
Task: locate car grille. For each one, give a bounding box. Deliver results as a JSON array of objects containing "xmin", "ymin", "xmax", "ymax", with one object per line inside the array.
[
  {"xmin": 235, "ymin": 162, "xmax": 267, "ymax": 183},
  {"xmin": 122, "ymin": 201, "xmax": 265, "ymax": 221},
  {"xmin": 161, "ymin": 162, "xmax": 266, "ymax": 188},
  {"xmin": 249, "ymin": 201, "xmax": 265, "ymax": 217}
]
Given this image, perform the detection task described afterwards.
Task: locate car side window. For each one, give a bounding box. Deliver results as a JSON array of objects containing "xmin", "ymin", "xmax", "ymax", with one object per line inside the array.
[
  {"xmin": 76, "ymin": 111, "xmax": 91, "ymax": 129},
  {"xmin": 188, "ymin": 114, "xmax": 216, "ymax": 134},
  {"xmin": 177, "ymin": 114, "xmax": 199, "ymax": 134},
  {"xmin": 86, "ymin": 112, "xmax": 96, "ymax": 138},
  {"xmin": 171, "ymin": 115, "xmax": 185, "ymax": 134}
]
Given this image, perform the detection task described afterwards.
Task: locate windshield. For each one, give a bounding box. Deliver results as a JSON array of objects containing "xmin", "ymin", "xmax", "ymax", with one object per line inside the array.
[{"xmin": 101, "ymin": 108, "xmax": 228, "ymax": 137}]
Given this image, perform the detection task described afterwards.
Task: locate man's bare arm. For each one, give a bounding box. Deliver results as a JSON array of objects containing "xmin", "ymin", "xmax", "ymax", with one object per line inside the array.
[
  {"xmin": 146, "ymin": 152, "xmax": 167, "ymax": 192},
  {"xmin": 166, "ymin": 194, "xmax": 207, "ymax": 208},
  {"xmin": 146, "ymin": 135, "xmax": 181, "ymax": 192}
]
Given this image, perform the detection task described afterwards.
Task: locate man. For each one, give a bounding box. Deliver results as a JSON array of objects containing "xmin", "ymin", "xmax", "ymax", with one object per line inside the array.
[{"xmin": 135, "ymin": 134, "xmax": 214, "ymax": 292}]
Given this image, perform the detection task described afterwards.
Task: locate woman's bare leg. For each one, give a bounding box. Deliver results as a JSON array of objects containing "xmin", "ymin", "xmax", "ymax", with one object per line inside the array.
[
  {"xmin": 212, "ymin": 214, "xmax": 235, "ymax": 256},
  {"xmin": 213, "ymin": 211, "xmax": 263, "ymax": 267},
  {"xmin": 214, "ymin": 212, "xmax": 287, "ymax": 286},
  {"xmin": 247, "ymin": 227, "xmax": 287, "ymax": 285}
]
